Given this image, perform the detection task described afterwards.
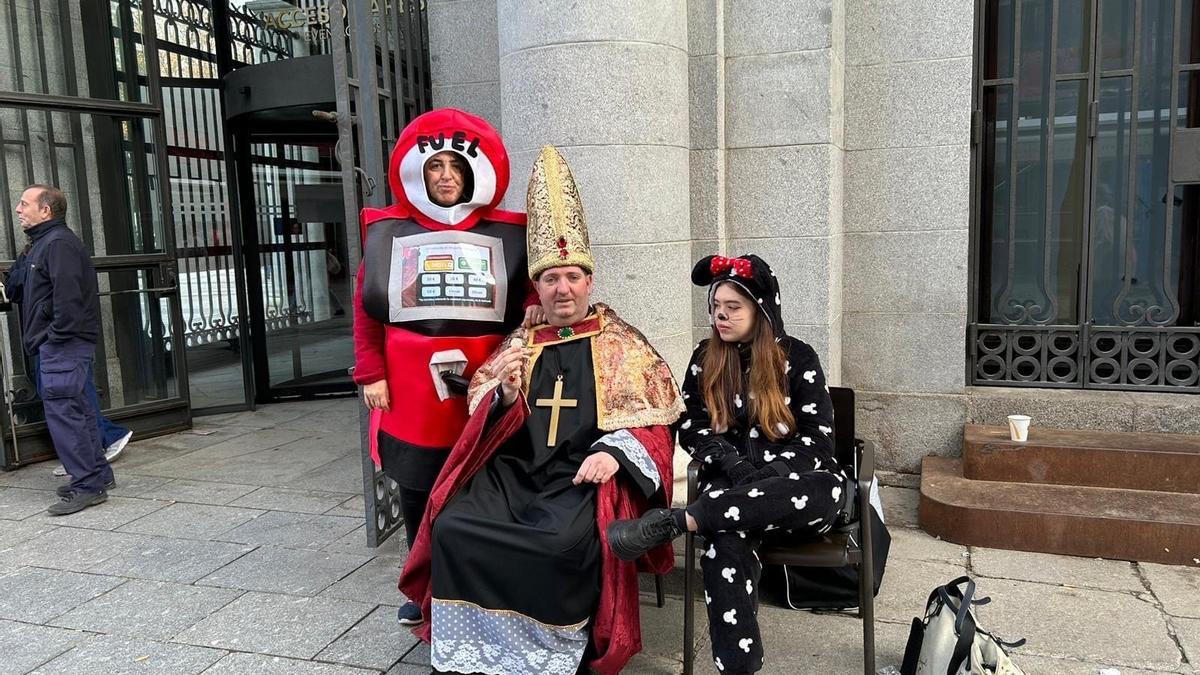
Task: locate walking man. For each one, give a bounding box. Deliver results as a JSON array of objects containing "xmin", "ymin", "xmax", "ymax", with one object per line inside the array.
[{"xmin": 13, "ymin": 184, "xmax": 112, "ymax": 515}]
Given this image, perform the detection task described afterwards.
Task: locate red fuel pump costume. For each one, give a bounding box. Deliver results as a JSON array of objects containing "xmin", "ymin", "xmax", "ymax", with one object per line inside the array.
[{"xmin": 352, "ymin": 108, "xmax": 530, "ymax": 548}]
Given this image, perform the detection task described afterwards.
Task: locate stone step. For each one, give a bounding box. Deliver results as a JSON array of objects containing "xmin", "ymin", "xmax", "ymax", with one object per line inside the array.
[
  {"xmin": 963, "ymin": 424, "xmax": 1200, "ymax": 493},
  {"xmin": 919, "ymin": 456, "xmax": 1200, "ymax": 566}
]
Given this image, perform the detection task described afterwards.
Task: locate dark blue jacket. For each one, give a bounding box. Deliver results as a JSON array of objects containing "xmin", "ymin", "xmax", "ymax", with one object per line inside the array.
[{"xmin": 9, "ymin": 219, "xmax": 100, "ymax": 354}]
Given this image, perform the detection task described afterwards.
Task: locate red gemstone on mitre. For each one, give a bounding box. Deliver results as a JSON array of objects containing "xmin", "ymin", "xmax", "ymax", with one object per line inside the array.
[
  {"xmin": 556, "ymin": 237, "xmax": 567, "ymax": 248},
  {"xmin": 559, "ymin": 249, "xmax": 569, "ymax": 259}
]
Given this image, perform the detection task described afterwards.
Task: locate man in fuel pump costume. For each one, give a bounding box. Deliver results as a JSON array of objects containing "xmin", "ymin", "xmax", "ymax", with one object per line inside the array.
[{"xmin": 352, "ymin": 108, "xmax": 537, "ymax": 624}]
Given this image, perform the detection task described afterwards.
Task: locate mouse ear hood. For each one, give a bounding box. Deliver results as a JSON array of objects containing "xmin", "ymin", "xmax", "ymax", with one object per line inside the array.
[{"xmin": 693, "ymin": 254, "xmax": 785, "ymax": 336}]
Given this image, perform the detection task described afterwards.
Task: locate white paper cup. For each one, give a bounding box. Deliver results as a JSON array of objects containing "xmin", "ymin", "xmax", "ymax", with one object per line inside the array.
[{"xmin": 1006, "ymin": 414, "xmax": 1031, "ymax": 442}]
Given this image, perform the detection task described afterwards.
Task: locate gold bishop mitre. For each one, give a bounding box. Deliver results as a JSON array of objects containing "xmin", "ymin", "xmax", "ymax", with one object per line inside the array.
[{"xmin": 526, "ymin": 145, "xmax": 594, "ymax": 279}]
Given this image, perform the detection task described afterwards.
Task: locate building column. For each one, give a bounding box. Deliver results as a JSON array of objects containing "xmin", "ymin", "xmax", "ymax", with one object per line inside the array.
[
  {"xmin": 720, "ymin": 0, "xmax": 846, "ymax": 383},
  {"xmin": 842, "ymin": 0, "xmax": 974, "ymax": 474},
  {"xmin": 426, "ymin": 0, "xmax": 502, "ymax": 129},
  {"xmin": 496, "ymin": 0, "xmax": 692, "ymax": 372}
]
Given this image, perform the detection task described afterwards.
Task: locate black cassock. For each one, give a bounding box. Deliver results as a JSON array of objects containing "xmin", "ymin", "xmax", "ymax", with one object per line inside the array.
[{"xmin": 429, "ymin": 338, "xmax": 656, "ymax": 675}]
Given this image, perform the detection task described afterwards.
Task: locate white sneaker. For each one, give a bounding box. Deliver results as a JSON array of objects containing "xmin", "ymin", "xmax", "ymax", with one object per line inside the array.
[
  {"xmin": 104, "ymin": 430, "xmax": 133, "ymax": 462},
  {"xmin": 52, "ymin": 464, "xmax": 67, "ymax": 477}
]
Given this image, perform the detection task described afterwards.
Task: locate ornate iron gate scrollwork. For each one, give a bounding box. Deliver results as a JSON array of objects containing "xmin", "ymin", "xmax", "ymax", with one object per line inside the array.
[{"xmin": 970, "ymin": 0, "xmax": 1200, "ymax": 393}]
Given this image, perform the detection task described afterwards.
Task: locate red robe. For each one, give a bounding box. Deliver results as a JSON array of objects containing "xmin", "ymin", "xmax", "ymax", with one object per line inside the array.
[{"xmin": 399, "ymin": 308, "xmax": 682, "ymax": 674}]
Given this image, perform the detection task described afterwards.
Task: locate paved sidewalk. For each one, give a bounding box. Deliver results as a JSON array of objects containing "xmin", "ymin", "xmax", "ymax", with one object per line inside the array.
[{"xmin": 0, "ymin": 398, "xmax": 1196, "ymax": 674}]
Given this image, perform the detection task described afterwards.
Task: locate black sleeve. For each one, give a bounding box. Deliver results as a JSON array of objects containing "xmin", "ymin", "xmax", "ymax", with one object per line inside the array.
[{"xmin": 749, "ymin": 338, "xmax": 838, "ymax": 479}]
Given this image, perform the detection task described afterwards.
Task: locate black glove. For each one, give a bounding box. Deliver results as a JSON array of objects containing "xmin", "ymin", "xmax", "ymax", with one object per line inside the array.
[
  {"xmin": 725, "ymin": 459, "xmax": 758, "ymax": 486},
  {"xmin": 693, "ymin": 436, "xmax": 737, "ymax": 466}
]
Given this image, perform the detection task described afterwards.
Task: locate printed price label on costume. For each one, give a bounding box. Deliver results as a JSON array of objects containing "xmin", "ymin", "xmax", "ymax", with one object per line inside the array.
[{"xmin": 389, "ymin": 230, "xmax": 509, "ymax": 323}]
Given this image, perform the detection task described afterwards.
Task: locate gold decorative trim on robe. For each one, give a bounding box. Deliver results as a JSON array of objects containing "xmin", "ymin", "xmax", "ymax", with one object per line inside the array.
[{"xmin": 467, "ymin": 304, "xmax": 684, "ymax": 431}]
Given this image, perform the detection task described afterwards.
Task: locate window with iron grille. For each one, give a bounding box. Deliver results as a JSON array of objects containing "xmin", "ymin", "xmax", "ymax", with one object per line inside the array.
[{"xmin": 970, "ymin": 0, "xmax": 1200, "ymax": 392}]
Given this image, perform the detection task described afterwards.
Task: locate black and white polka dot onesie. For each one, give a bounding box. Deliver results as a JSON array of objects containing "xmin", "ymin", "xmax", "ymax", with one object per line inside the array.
[{"xmin": 676, "ymin": 336, "xmax": 846, "ymax": 675}]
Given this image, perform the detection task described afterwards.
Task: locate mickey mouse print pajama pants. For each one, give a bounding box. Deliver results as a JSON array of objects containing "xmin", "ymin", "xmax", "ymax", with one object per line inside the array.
[{"xmin": 688, "ymin": 468, "xmax": 846, "ymax": 674}]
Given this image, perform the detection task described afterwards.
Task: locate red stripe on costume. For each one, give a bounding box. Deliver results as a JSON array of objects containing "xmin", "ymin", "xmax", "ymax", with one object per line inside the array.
[{"xmin": 377, "ymin": 329, "xmax": 505, "ymax": 448}]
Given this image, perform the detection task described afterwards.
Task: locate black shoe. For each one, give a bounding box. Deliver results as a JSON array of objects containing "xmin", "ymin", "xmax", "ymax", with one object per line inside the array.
[
  {"xmin": 56, "ymin": 479, "xmax": 116, "ymax": 498},
  {"xmin": 606, "ymin": 508, "xmax": 684, "ymax": 561},
  {"xmin": 397, "ymin": 601, "xmax": 423, "ymax": 625},
  {"xmin": 47, "ymin": 489, "xmax": 108, "ymax": 516}
]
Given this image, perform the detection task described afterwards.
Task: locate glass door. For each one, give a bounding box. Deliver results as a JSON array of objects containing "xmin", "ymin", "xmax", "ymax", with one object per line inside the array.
[{"xmin": 237, "ymin": 130, "xmax": 354, "ymax": 400}]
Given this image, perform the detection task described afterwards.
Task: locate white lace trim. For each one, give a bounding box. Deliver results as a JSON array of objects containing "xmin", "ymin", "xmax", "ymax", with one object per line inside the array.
[
  {"xmin": 596, "ymin": 429, "xmax": 660, "ymax": 490},
  {"xmin": 431, "ymin": 599, "xmax": 588, "ymax": 675}
]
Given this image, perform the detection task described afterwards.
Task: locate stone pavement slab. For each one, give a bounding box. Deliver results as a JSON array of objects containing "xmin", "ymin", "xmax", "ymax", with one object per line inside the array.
[
  {"xmin": 319, "ymin": 555, "xmax": 405, "ymax": 606},
  {"xmin": 214, "ymin": 510, "xmax": 361, "ymax": 550},
  {"xmin": 172, "ymin": 591, "xmax": 374, "ymax": 659},
  {"xmin": 325, "ymin": 493, "xmax": 364, "ymax": 516},
  {"xmin": 197, "ymin": 546, "xmax": 371, "ymax": 597},
  {"xmin": 0, "ymin": 525, "xmax": 145, "ymax": 572},
  {"xmin": 203, "ymin": 652, "xmax": 378, "ymax": 674},
  {"xmin": 385, "ymin": 663, "xmax": 429, "ymax": 675},
  {"xmin": 285, "ymin": 403, "xmax": 363, "ymax": 436},
  {"xmin": 115, "ymin": 502, "xmax": 264, "ymax": 540},
  {"xmin": 1012, "ymin": 653, "xmax": 1189, "ymax": 674},
  {"xmin": 322, "ymin": 524, "xmax": 407, "ymax": 558},
  {"xmin": 0, "ymin": 620, "xmax": 90, "ymax": 675},
  {"xmin": 0, "ymin": 487, "xmax": 57, "ymax": 520},
  {"xmin": 754, "ymin": 608, "xmax": 911, "ymax": 675},
  {"xmin": 104, "ymin": 474, "xmax": 173, "ymax": 498},
  {"xmin": 134, "ymin": 479, "xmax": 259, "ymax": 506},
  {"xmin": 23, "ymin": 496, "xmax": 172, "ymax": 532},
  {"xmin": 130, "ymin": 428, "xmax": 314, "ymax": 478},
  {"xmin": 146, "ymin": 442, "xmax": 352, "ymax": 486},
  {"xmin": 0, "ymin": 567, "xmax": 124, "ymax": 623},
  {"xmin": 978, "ymin": 578, "xmax": 1183, "ymax": 671},
  {"xmin": 970, "ymin": 546, "xmax": 1146, "ymax": 593},
  {"xmin": 314, "ymin": 605, "xmax": 417, "ymax": 670},
  {"xmin": 49, "ymin": 579, "xmax": 243, "ymax": 641},
  {"xmin": 90, "ymin": 535, "xmax": 255, "ymax": 584},
  {"xmin": 228, "ymin": 486, "xmax": 354, "ymax": 514},
  {"xmin": 1142, "ymin": 562, "xmax": 1200, "ymax": 618},
  {"xmin": 0, "ymin": 519, "xmax": 54, "ymax": 549},
  {"xmin": 872, "ymin": 558, "xmax": 967, "ymax": 624},
  {"xmin": 886, "ymin": 525, "xmax": 968, "ymax": 565},
  {"xmin": 30, "ymin": 634, "xmax": 226, "ymax": 674},
  {"xmin": 1170, "ymin": 616, "xmax": 1200, "ymax": 668},
  {"xmin": 276, "ymin": 452, "xmax": 363, "ymax": 494}
]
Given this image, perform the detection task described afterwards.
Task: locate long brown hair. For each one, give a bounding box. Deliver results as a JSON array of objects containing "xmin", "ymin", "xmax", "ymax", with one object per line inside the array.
[{"xmin": 700, "ymin": 284, "xmax": 795, "ymax": 441}]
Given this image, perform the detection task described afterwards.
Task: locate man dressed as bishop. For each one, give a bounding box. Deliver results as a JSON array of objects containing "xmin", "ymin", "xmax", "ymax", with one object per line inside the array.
[{"xmin": 399, "ymin": 146, "xmax": 683, "ymax": 675}]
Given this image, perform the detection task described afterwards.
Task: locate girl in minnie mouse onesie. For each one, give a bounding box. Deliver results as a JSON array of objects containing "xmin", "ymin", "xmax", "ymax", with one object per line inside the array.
[
  {"xmin": 353, "ymin": 108, "xmax": 537, "ymax": 625},
  {"xmin": 606, "ymin": 254, "xmax": 849, "ymax": 674}
]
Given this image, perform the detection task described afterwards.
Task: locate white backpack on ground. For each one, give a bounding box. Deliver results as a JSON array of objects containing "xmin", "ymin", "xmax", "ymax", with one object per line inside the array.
[{"xmin": 900, "ymin": 575, "xmax": 1026, "ymax": 675}]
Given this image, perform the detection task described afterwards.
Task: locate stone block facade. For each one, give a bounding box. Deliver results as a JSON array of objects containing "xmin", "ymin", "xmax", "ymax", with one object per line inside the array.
[{"xmin": 425, "ymin": 0, "xmax": 1200, "ymax": 478}]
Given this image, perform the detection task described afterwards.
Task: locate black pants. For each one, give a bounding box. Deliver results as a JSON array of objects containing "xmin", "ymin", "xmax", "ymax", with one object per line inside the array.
[
  {"xmin": 398, "ymin": 485, "xmax": 431, "ymax": 549},
  {"xmin": 688, "ymin": 468, "xmax": 845, "ymax": 674}
]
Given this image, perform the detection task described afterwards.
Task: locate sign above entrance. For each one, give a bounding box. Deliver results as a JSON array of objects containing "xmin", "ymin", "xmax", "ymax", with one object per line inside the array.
[{"xmin": 241, "ymin": 0, "xmax": 427, "ymax": 43}]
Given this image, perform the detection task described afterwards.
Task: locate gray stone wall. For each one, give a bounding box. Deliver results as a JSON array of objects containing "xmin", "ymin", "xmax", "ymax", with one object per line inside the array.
[
  {"xmin": 427, "ymin": 0, "xmax": 503, "ymax": 129},
  {"xmin": 495, "ymin": 0, "xmax": 694, "ymax": 373},
  {"xmin": 840, "ymin": 0, "xmax": 975, "ymax": 474}
]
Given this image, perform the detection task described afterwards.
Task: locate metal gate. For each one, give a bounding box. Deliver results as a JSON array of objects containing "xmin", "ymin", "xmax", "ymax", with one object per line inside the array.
[
  {"xmin": 328, "ymin": 1, "xmax": 431, "ymax": 547},
  {"xmin": 969, "ymin": 0, "xmax": 1200, "ymax": 392}
]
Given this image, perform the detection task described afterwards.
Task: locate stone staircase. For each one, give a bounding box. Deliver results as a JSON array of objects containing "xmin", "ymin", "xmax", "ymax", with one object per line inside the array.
[{"xmin": 919, "ymin": 424, "xmax": 1200, "ymax": 565}]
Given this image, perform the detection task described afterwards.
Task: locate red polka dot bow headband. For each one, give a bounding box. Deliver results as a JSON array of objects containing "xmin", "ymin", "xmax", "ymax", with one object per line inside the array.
[{"xmin": 709, "ymin": 255, "xmax": 752, "ymax": 278}]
